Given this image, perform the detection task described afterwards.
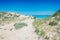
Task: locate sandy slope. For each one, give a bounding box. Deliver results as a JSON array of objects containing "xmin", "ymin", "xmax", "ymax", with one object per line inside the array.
[{"xmin": 0, "ymin": 19, "xmax": 39, "ymax": 40}]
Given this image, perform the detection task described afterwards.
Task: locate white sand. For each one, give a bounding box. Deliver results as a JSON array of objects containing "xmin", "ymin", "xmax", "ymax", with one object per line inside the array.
[{"xmin": 0, "ymin": 19, "xmax": 39, "ymax": 40}]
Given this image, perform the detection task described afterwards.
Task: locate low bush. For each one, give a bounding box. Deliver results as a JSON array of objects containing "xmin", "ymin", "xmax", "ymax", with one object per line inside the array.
[
  {"xmin": 14, "ymin": 23, "xmax": 27, "ymax": 29},
  {"xmin": 49, "ymin": 21, "xmax": 58, "ymax": 26},
  {"xmin": 35, "ymin": 27, "xmax": 45, "ymax": 37}
]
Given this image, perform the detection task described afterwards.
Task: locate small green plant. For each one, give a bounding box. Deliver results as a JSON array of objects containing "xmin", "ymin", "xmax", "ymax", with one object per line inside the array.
[
  {"xmin": 56, "ymin": 16, "xmax": 60, "ymax": 21},
  {"xmin": 35, "ymin": 27, "xmax": 40, "ymax": 34},
  {"xmin": 44, "ymin": 36, "xmax": 49, "ymax": 40},
  {"xmin": 35, "ymin": 27, "xmax": 45, "ymax": 37},
  {"xmin": 14, "ymin": 23, "xmax": 27, "ymax": 29},
  {"xmin": 49, "ymin": 21, "xmax": 58, "ymax": 26},
  {"xmin": 38, "ymin": 30, "xmax": 45, "ymax": 37}
]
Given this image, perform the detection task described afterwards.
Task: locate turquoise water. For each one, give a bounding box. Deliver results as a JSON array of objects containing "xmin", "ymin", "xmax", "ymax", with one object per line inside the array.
[{"xmin": 32, "ymin": 15, "xmax": 50, "ymax": 19}]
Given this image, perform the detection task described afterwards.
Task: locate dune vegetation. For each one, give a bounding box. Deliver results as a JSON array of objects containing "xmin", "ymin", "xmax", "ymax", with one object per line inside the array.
[
  {"xmin": 0, "ymin": 10, "xmax": 60, "ymax": 40},
  {"xmin": 33, "ymin": 10, "xmax": 60, "ymax": 40},
  {"xmin": 14, "ymin": 22, "xmax": 27, "ymax": 29}
]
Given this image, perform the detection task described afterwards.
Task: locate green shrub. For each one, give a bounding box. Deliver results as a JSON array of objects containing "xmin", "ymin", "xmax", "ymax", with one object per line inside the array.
[
  {"xmin": 14, "ymin": 23, "xmax": 27, "ymax": 29},
  {"xmin": 39, "ymin": 30, "xmax": 45, "ymax": 37},
  {"xmin": 49, "ymin": 21, "xmax": 58, "ymax": 26},
  {"xmin": 35, "ymin": 27, "xmax": 45, "ymax": 37},
  {"xmin": 44, "ymin": 36, "xmax": 49, "ymax": 40},
  {"xmin": 35, "ymin": 27, "xmax": 40, "ymax": 34},
  {"xmin": 55, "ymin": 16, "xmax": 60, "ymax": 21}
]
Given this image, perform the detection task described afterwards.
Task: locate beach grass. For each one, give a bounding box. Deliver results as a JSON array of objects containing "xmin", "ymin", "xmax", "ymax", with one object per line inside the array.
[{"xmin": 33, "ymin": 19, "xmax": 43, "ymax": 27}]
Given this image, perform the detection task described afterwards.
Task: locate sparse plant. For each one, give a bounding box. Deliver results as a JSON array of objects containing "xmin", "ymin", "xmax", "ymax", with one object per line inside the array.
[{"xmin": 33, "ymin": 19, "xmax": 43, "ymax": 27}]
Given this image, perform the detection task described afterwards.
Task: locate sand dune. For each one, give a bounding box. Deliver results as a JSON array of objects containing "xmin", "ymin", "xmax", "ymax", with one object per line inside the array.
[{"xmin": 0, "ymin": 19, "xmax": 39, "ymax": 40}]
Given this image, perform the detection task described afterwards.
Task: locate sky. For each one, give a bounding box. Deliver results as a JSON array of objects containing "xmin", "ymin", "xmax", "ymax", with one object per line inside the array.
[{"xmin": 0, "ymin": 0, "xmax": 60, "ymax": 15}]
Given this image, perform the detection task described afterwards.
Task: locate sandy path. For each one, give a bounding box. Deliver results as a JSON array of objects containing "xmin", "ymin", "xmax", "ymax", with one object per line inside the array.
[{"xmin": 0, "ymin": 19, "xmax": 39, "ymax": 40}]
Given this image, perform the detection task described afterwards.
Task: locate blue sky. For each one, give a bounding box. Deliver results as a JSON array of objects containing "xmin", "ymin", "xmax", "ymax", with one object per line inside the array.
[{"xmin": 0, "ymin": 0, "xmax": 60, "ymax": 15}]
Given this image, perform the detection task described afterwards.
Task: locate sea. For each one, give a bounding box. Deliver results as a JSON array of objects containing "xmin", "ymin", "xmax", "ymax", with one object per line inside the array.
[{"xmin": 32, "ymin": 15, "xmax": 50, "ymax": 19}]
